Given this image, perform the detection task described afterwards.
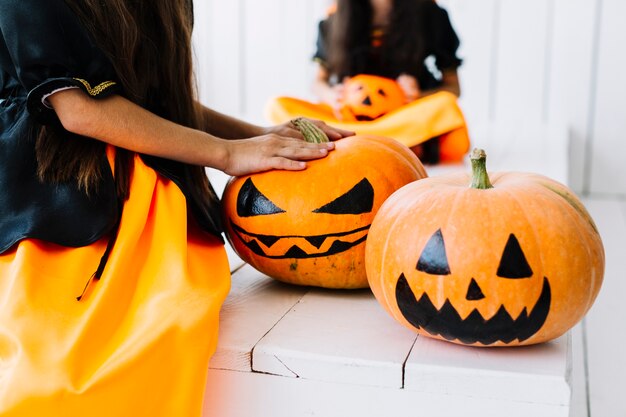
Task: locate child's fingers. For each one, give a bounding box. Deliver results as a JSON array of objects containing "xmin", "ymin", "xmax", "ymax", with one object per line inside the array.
[
  {"xmin": 276, "ymin": 142, "xmax": 333, "ymax": 161},
  {"xmin": 270, "ymin": 157, "xmax": 307, "ymax": 171}
]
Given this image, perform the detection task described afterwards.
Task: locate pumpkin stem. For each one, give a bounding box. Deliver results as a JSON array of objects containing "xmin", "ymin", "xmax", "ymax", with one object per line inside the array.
[
  {"xmin": 290, "ymin": 117, "xmax": 329, "ymax": 144},
  {"xmin": 469, "ymin": 148, "xmax": 494, "ymax": 189}
]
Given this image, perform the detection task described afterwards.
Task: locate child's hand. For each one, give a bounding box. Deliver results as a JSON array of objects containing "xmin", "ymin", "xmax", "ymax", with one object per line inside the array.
[
  {"xmin": 396, "ymin": 74, "xmax": 420, "ymax": 102},
  {"xmin": 267, "ymin": 118, "xmax": 354, "ymax": 141},
  {"xmin": 221, "ymin": 134, "xmax": 336, "ymax": 177}
]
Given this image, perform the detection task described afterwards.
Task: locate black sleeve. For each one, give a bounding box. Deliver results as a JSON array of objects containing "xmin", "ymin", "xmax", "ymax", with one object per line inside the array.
[
  {"xmin": 0, "ymin": 0, "xmax": 120, "ymax": 124},
  {"xmin": 424, "ymin": 3, "xmax": 463, "ymax": 71},
  {"xmin": 312, "ymin": 18, "xmax": 330, "ymax": 67}
]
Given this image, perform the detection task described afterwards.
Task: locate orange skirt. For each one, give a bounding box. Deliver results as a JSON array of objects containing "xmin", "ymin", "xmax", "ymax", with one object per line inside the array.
[
  {"xmin": 266, "ymin": 91, "xmax": 471, "ymax": 162},
  {"xmin": 0, "ymin": 152, "xmax": 230, "ymax": 416}
]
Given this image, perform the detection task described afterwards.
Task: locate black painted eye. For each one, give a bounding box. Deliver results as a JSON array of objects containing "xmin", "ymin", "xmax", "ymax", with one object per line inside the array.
[
  {"xmin": 313, "ymin": 178, "xmax": 374, "ymax": 215},
  {"xmin": 377, "ymin": 88, "xmax": 386, "ymax": 97},
  {"xmin": 416, "ymin": 229, "xmax": 451, "ymax": 275},
  {"xmin": 497, "ymin": 234, "xmax": 533, "ymax": 279},
  {"xmin": 237, "ymin": 178, "xmax": 286, "ymax": 217}
]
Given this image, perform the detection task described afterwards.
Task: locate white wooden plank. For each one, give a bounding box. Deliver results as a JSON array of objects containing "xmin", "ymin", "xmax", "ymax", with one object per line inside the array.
[
  {"xmin": 404, "ymin": 334, "xmax": 571, "ymax": 406},
  {"xmin": 547, "ymin": 0, "xmax": 597, "ymax": 194},
  {"xmin": 569, "ymin": 322, "xmax": 589, "ymax": 417},
  {"xmin": 493, "ymin": 0, "xmax": 551, "ymax": 125},
  {"xmin": 209, "ymin": 265, "xmax": 309, "ymax": 371},
  {"xmin": 588, "ymin": 0, "xmax": 626, "ymax": 195},
  {"xmin": 192, "ymin": 0, "xmax": 242, "ymax": 116},
  {"xmin": 442, "ymin": 0, "xmax": 497, "ymax": 136},
  {"xmin": 204, "ymin": 368, "xmax": 570, "ymax": 417},
  {"xmin": 252, "ymin": 289, "xmax": 417, "ymax": 388},
  {"xmin": 581, "ymin": 198, "xmax": 626, "ymax": 417}
]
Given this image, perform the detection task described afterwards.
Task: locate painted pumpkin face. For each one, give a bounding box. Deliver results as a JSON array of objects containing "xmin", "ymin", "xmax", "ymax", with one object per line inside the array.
[
  {"xmin": 394, "ymin": 229, "xmax": 551, "ymax": 345},
  {"xmin": 365, "ymin": 150, "xmax": 604, "ymax": 346},
  {"xmin": 340, "ymin": 75, "xmax": 406, "ymax": 121},
  {"xmin": 222, "ymin": 134, "xmax": 426, "ymax": 289}
]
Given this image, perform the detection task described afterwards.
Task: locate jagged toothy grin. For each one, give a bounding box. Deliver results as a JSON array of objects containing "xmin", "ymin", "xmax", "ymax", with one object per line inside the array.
[
  {"xmin": 229, "ymin": 220, "xmax": 370, "ymax": 259},
  {"xmin": 395, "ymin": 274, "xmax": 551, "ymax": 345}
]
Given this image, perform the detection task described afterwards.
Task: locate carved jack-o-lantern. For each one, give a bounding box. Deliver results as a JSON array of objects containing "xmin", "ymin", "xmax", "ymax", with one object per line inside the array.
[
  {"xmin": 340, "ymin": 75, "xmax": 406, "ymax": 121},
  {"xmin": 365, "ymin": 149, "xmax": 604, "ymax": 346},
  {"xmin": 222, "ymin": 120, "xmax": 426, "ymax": 289}
]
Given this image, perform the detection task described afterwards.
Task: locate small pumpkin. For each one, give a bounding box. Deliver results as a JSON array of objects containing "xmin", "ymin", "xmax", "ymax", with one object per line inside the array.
[
  {"xmin": 222, "ymin": 119, "xmax": 426, "ymax": 289},
  {"xmin": 365, "ymin": 149, "xmax": 604, "ymax": 346},
  {"xmin": 340, "ymin": 75, "xmax": 406, "ymax": 121}
]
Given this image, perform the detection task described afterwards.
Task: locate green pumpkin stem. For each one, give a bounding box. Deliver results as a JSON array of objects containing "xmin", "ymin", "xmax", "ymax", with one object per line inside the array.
[
  {"xmin": 291, "ymin": 117, "xmax": 329, "ymax": 144},
  {"xmin": 469, "ymin": 148, "xmax": 494, "ymax": 189}
]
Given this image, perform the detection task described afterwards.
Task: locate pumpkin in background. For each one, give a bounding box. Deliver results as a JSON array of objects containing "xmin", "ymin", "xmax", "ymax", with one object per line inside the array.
[
  {"xmin": 222, "ymin": 119, "xmax": 426, "ymax": 289},
  {"xmin": 365, "ymin": 149, "xmax": 604, "ymax": 346},
  {"xmin": 339, "ymin": 75, "xmax": 406, "ymax": 122}
]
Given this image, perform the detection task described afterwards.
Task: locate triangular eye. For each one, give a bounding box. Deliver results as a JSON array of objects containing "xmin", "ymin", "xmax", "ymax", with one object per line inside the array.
[
  {"xmin": 236, "ymin": 178, "xmax": 286, "ymax": 217},
  {"xmin": 313, "ymin": 178, "xmax": 374, "ymax": 215},
  {"xmin": 416, "ymin": 229, "xmax": 451, "ymax": 275},
  {"xmin": 497, "ymin": 234, "xmax": 533, "ymax": 278}
]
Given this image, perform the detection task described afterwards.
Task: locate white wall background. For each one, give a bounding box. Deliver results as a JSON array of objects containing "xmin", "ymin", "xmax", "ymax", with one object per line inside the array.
[{"xmin": 192, "ymin": 0, "xmax": 626, "ymax": 197}]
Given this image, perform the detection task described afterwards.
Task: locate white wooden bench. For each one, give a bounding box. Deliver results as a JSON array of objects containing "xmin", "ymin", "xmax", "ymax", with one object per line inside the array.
[{"xmin": 202, "ymin": 124, "xmax": 586, "ymax": 417}]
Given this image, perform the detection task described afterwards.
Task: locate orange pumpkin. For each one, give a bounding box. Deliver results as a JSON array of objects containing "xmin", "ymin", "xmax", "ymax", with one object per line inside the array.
[
  {"xmin": 340, "ymin": 75, "xmax": 406, "ymax": 121},
  {"xmin": 222, "ymin": 119, "xmax": 426, "ymax": 289},
  {"xmin": 365, "ymin": 149, "xmax": 604, "ymax": 346}
]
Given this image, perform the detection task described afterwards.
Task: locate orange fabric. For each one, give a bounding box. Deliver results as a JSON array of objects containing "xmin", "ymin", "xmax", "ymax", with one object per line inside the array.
[
  {"xmin": 0, "ymin": 151, "xmax": 230, "ymax": 416},
  {"xmin": 266, "ymin": 91, "xmax": 470, "ymax": 162}
]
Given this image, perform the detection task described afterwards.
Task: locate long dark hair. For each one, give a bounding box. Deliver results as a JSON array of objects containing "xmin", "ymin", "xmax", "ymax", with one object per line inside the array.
[
  {"xmin": 328, "ymin": 0, "xmax": 430, "ymax": 80},
  {"xmin": 36, "ymin": 0, "xmax": 211, "ymax": 202}
]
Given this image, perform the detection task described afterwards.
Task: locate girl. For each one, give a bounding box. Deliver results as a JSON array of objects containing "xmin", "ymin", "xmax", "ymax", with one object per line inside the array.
[
  {"xmin": 313, "ymin": 0, "xmax": 462, "ymax": 110},
  {"xmin": 0, "ymin": 0, "xmax": 351, "ymax": 415},
  {"xmin": 312, "ymin": 0, "xmax": 464, "ymax": 162}
]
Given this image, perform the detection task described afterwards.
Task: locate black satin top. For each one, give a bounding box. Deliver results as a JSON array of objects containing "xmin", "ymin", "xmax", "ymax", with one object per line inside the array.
[{"xmin": 0, "ymin": 0, "xmax": 222, "ymax": 254}]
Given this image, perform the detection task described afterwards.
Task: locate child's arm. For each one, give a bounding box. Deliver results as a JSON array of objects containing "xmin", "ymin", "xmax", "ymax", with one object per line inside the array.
[{"xmin": 47, "ymin": 89, "xmax": 336, "ymax": 176}]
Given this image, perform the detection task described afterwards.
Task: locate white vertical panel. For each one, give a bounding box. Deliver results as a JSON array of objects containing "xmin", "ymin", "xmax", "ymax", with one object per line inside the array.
[
  {"xmin": 441, "ymin": 0, "xmax": 497, "ymax": 143},
  {"xmin": 583, "ymin": 199, "xmax": 626, "ymax": 416},
  {"xmin": 306, "ymin": 0, "xmax": 335, "ymax": 99},
  {"xmin": 274, "ymin": 1, "xmax": 322, "ymax": 103},
  {"xmin": 493, "ymin": 0, "xmax": 551, "ymax": 125},
  {"xmin": 547, "ymin": 0, "xmax": 597, "ymax": 193},
  {"xmin": 241, "ymin": 0, "xmax": 319, "ymax": 124},
  {"xmin": 192, "ymin": 0, "xmax": 242, "ymax": 116},
  {"xmin": 589, "ymin": 0, "xmax": 626, "ymax": 195}
]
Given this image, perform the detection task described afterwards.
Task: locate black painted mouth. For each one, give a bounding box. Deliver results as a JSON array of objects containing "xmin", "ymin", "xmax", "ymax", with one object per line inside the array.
[
  {"xmin": 229, "ymin": 220, "xmax": 369, "ymax": 259},
  {"xmin": 395, "ymin": 274, "xmax": 551, "ymax": 345}
]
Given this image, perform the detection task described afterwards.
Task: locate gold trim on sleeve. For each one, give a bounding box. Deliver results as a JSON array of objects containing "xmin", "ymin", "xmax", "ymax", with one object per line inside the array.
[{"xmin": 73, "ymin": 78, "xmax": 117, "ymax": 96}]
